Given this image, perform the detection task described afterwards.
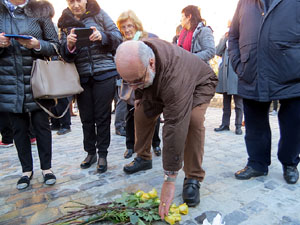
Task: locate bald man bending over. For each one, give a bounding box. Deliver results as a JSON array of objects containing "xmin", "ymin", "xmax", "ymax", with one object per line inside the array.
[{"xmin": 114, "ymin": 39, "xmax": 217, "ymax": 218}]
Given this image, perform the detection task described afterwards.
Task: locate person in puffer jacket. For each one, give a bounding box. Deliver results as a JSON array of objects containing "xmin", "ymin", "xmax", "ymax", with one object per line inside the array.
[
  {"xmin": 58, "ymin": 0, "xmax": 122, "ymax": 174},
  {"xmin": 0, "ymin": 0, "xmax": 59, "ymax": 190}
]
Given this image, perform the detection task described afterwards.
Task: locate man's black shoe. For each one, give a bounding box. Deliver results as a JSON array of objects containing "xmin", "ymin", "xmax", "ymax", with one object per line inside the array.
[
  {"xmin": 97, "ymin": 157, "xmax": 107, "ymax": 173},
  {"xmin": 283, "ymin": 165, "xmax": 299, "ymax": 184},
  {"xmin": 123, "ymin": 157, "xmax": 152, "ymax": 174},
  {"xmin": 235, "ymin": 127, "xmax": 243, "ymax": 135},
  {"xmin": 124, "ymin": 149, "xmax": 134, "ymax": 159},
  {"xmin": 116, "ymin": 127, "xmax": 126, "ymax": 136},
  {"xmin": 214, "ymin": 125, "xmax": 230, "ymax": 132},
  {"xmin": 235, "ymin": 166, "xmax": 267, "ymax": 180},
  {"xmin": 80, "ymin": 154, "xmax": 97, "ymax": 169},
  {"xmin": 57, "ymin": 128, "xmax": 71, "ymax": 135},
  {"xmin": 153, "ymin": 146, "xmax": 161, "ymax": 156},
  {"xmin": 182, "ymin": 178, "xmax": 200, "ymax": 207}
]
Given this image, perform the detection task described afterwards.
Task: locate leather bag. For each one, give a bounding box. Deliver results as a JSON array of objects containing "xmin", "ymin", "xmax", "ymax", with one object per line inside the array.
[
  {"xmin": 31, "ymin": 44, "xmax": 83, "ymax": 99},
  {"xmin": 31, "ymin": 43, "xmax": 83, "ymax": 118}
]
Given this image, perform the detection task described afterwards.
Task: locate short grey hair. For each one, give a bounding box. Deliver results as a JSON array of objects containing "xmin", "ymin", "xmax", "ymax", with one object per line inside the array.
[{"xmin": 138, "ymin": 42, "xmax": 155, "ymax": 67}]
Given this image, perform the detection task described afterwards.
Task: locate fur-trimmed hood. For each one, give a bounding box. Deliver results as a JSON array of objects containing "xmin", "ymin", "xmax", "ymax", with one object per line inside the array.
[
  {"xmin": 0, "ymin": 0, "xmax": 55, "ymax": 18},
  {"xmin": 57, "ymin": 0, "xmax": 101, "ymax": 29}
]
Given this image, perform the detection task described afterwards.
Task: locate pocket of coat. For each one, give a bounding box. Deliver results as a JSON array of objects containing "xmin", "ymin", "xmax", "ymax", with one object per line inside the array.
[
  {"xmin": 239, "ymin": 49, "xmax": 257, "ymax": 84},
  {"xmin": 269, "ymin": 41, "xmax": 300, "ymax": 85}
]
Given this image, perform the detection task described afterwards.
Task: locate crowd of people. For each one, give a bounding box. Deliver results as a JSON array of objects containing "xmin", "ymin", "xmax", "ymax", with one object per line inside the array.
[{"xmin": 0, "ymin": 0, "xmax": 299, "ymax": 219}]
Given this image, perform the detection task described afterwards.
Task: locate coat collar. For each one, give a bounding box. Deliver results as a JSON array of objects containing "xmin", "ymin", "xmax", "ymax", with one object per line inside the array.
[{"xmin": 57, "ymin": 0, "xmax": 100, "ymax": 29}]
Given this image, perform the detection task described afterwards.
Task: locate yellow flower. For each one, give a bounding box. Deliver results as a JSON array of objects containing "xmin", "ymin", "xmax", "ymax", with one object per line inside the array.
[
  {"xmin": 141, "ymin": 193, "xmax": 151, "ymax": 201},
  {"xmin": 165, "ymin": 215, "xmax": 176, "ymax": 225},
  {"xmin": 135, "ymin": 190, "xmax": 144, "ymax": 198},
  {"xmin": 148, "ymin": 188, "xmax": 158, "ymax": 198},
  {"xmin": 170, "ymin": 206, "xmax": 179, "ymax": 214},
  {"xmin": 154, "ymin": 198, "xmax": 160, "ymax": 204},
  {"xmin": 173, "ymin": 213, "xmax": 182, "ymax": 222},
  {"xmin": 178, "ymin": 203, "xmax": 189, "ymax": 215}
]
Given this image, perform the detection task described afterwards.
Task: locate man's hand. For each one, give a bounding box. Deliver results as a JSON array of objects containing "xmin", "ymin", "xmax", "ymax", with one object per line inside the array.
[
  {"xmin": 134, "ymin": 99, "xmax": 141, "ymax": 108},
  {"xmin": 159, "ymin": 181, "xmax": 175, "ymax": 219}
]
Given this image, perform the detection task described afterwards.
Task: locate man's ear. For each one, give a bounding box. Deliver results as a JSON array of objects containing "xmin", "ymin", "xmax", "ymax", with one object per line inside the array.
[{"xmin": 149, "ymin": 57, "xmax": 155, "ymax": 71}]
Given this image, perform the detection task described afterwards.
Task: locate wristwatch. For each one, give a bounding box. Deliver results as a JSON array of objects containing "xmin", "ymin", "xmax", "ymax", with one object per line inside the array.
[
  {"xmin": 164, "ymin": 170, "xmax": 178, "ymax": 182},
  {"xmin": 164, "ymin": 174, "xmax": 177, "ymax": 182}
]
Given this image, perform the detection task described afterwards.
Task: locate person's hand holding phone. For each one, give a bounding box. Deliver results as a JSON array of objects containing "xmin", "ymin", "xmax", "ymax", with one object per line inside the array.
[
  {"xmin": 67, "ymin": 28, "xmax": 77, "ymax": 51},
  {"xmin": 90, "ymin": 26, "xmax": 102, "ymax": 42},
  {"xmin": 16, "ymin": 36, "xmax": 40, "ymax": 49},
  {"xmin": 0, "ymin": 32, "xmax": 11, "ymax": 48}
]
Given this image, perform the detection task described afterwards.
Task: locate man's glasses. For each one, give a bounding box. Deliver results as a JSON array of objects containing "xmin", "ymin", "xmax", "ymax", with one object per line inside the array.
[{"xmin": 123, "ymin": 67, "xmax": 148, "ymax": 87}]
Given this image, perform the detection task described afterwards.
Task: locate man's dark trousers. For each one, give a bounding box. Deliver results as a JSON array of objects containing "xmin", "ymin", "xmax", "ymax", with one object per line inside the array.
[{"xmin": 243, "ymin": 98, "xmax": 300, "ymax": 173}]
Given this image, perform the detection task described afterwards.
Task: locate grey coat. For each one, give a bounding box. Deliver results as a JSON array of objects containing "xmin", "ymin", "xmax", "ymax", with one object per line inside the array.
[
  {"xmin": 215, "ymin": 35, "xmax": 238, "ymax": 95},
  {"xmin": 191, "ymin": 22, "xmax": 215, "ymax": 63}
]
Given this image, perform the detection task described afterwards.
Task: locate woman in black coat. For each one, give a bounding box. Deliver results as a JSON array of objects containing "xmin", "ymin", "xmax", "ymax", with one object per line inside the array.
[
  {"xmin": 0, "ymin": 0, "xmax": 59, "ymax": 189},
  {"xmin": 58, "ymin": 0, "xmax": 122, "ymax": 173}
]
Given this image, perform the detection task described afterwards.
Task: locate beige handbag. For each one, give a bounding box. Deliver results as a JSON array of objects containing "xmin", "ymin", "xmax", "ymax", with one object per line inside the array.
[
  {"xmin": 31, "ymin": 44, "xmax": 83, "ymax": 99},
  {"xmin": 31, "ymin": 43, "xmax": 83, "ymax": 118}
]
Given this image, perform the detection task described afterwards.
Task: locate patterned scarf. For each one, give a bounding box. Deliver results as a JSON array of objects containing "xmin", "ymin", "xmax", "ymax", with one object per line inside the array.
[{"xmin": 4, "ymin": 0, "xmax": 29, "ymax": 16}]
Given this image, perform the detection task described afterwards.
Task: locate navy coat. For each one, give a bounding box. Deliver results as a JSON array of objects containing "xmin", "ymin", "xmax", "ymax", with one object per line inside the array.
[{"xmin": 228, "ymin": 0, "xmax": 300, "ymax": 101}]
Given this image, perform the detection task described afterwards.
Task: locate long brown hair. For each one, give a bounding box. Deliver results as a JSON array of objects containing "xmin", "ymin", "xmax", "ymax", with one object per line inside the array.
[{"xmin": 182, "ymin": 5, "xmax": 206, "ymax": 31}]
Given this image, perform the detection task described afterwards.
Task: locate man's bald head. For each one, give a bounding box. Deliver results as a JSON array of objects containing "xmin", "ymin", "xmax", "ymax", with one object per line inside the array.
[{"xmin": 115, "ymin": 40, "xmax": 155, "ymax": 82}]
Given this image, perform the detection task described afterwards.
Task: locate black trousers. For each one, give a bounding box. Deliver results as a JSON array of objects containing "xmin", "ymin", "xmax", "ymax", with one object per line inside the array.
[
  {"xmin": 51, "ymin": 97, "xmax": 71, "ymax": 129},
  {"xmin": 0, "ymin": 112, "xmax": 13, "ymax": 144},
  {"xmin": 9, "ymin": 110, "xmax": 52, "ymax": 172},
  {"xmin": 221, "ymin": 93, "xmax": 243, "ymax": 128},
  {"xmin": 126, "ymin": 104, "xmax": 161, "ymax": 149},
  {"xmin": 77, "ymin": 77, "xmax": 115, "ymax": 158},
  {"xmin": 243, "ymin": 98, "xmax": 300, "ymax": 172}
]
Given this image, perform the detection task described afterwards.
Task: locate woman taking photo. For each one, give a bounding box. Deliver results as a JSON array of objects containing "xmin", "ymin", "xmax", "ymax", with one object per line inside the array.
[
  {"xmin": 0, "ymin": 0, "xmax": 59, "ymax": 189},
  {"xmin": 58, "ymin": 0, "xmax": 122, "ymax": 173}
]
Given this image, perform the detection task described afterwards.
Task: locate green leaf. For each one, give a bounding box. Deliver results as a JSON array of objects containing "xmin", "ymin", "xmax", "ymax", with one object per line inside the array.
[
  {"xmin": 137, "ymin": 218, "xmax": 147, "ymax": 225},
  {"xmin": 130, "ymin": 215, "xmax": 139, "ymax": 224}
]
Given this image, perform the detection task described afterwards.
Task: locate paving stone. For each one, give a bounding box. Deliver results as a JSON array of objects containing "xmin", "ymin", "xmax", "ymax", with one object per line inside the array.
[
  {"xmin": 223, "ymin": 211, "xmax": 249, "ymax": 225},
  {"xmin": 181, "ymin": 220, "xmax": 197, "ymax": 225},
  {"xmin": 79, "ymin": 179, "xmax": 108, "ymax": 191},
  {"xmin": 49, "ymin": 189, "xmax": 79, "ymax": 199},
  {"xmin": 15, "ymin": 194, "xmax": 47, "ymax": 209},
  {"xmin": 264, "ymin": 180, "xmax": 280, "ymax": 190},
  {"xmin": 280, "ymin": 216, "xmax": 300, "ymax": 225},
  {"xmin": 195, "ymin": 211, "xmax": 222, "ymax": 224},
  {"xmin": 27, "ymin": 208, "xmax": 60, "ymax": 225},
  {"xmin": 20, "ymin": 203, "xmax": 47, "ymax": 216},
  {"xmin": 0, "ymin": 210, "xmax": 19, "ymax": 223},
  {"xmin": 240, "ymin": 201, "xmax": 267, "ymax": 214}
]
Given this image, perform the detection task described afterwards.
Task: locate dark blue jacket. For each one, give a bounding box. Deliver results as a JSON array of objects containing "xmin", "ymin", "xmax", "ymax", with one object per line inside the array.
[
  {"xmin": 228, "ymin": 0, "xmax": 300, "ymax": 101},
  {"xmin": 0, "ymin": 0, "xmax": 59, "ymax": 113}
]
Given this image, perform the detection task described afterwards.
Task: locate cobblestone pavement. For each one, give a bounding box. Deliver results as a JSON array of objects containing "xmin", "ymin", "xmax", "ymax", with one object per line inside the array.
[{"xmin": 0, "ymin": 106, "xmax": 299, "ymax": 225}]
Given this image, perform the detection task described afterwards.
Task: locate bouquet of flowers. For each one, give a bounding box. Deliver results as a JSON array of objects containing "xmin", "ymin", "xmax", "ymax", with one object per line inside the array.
[{"xmin": 43, "ymin": 188, "xmax": 188, "ymax": 225}]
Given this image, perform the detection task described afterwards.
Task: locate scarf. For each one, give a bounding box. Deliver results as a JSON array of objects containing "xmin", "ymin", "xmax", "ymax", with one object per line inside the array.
[
  {"xmin": 4, "ymin": 0, "xmax": 29, "ymax": 17},
  {"xmin": 177, "ymin": 28, "xmax": 194, "ymax": 52}
]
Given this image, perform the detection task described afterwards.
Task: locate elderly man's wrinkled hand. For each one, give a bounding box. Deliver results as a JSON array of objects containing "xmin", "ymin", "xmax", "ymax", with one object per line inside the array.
[{"xmin": 159, "ymin": 181, "xmax": 175, "ymax": 219}]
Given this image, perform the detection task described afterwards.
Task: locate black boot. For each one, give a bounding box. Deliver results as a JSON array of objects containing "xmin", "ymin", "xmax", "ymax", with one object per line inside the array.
[
  {"xmin": 182, "ymin": 178, "xmax": 200, "ymax": 207},
  {"xmin": 214, "ymin": 125, "xmax": 230, "ymax": 132}
]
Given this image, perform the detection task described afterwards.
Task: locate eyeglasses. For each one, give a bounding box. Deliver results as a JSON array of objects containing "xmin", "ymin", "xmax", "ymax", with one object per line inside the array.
[
  {"xmin": 123, "ymin": 67, "xmax": 148, "ymax": 87},
  {"xmin": 120, "ymin": 24, "xmax": 135, "ymax": 30}
]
